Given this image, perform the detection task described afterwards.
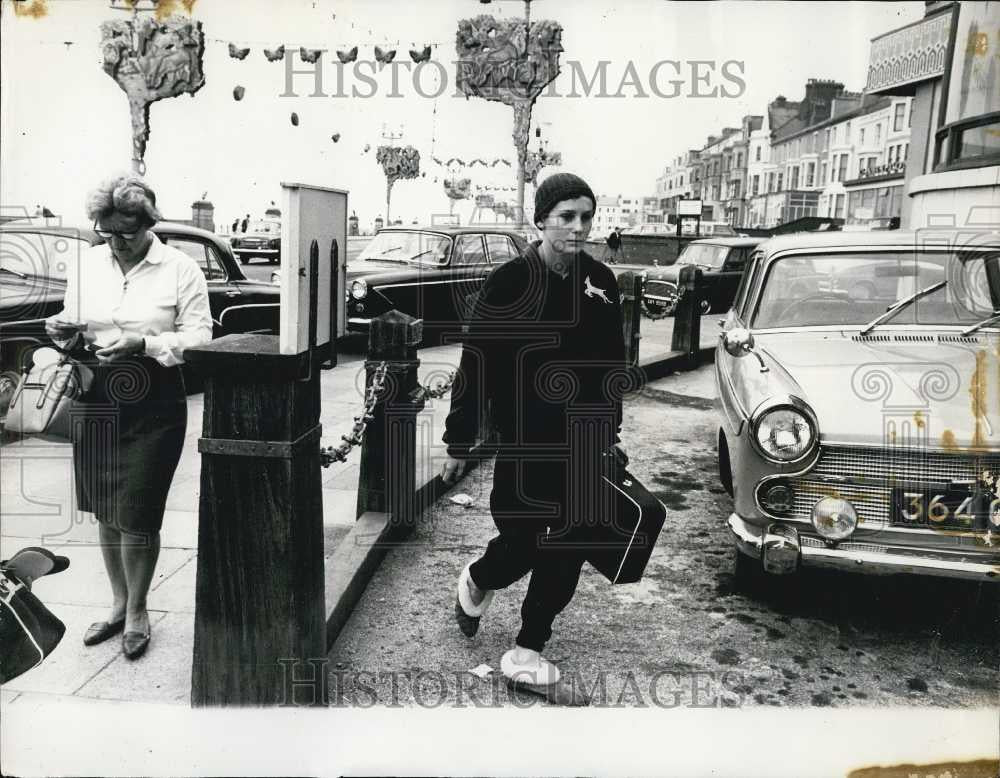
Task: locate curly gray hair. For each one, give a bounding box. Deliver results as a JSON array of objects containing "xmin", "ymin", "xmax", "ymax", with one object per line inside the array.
[{"xmin": 85, "ymin": 174, "xmax": 162, "ymax": 226}]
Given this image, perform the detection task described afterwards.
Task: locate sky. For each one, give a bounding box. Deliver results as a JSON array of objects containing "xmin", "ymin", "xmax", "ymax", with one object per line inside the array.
[{"xmin": 0, "ymin": 0, "xmax": 924, "ymax": 231}]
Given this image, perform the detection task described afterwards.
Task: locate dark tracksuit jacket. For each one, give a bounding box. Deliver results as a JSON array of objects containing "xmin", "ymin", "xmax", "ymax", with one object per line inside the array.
[{"xmin": 443, "ymin": 242, "xmax": 628, "ymax": 650}]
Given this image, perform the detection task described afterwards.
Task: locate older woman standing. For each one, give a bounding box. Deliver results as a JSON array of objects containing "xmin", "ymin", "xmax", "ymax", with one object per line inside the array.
[{"xmin": 45, "ymin": 174, "xmax": 212, "ymax": 660}]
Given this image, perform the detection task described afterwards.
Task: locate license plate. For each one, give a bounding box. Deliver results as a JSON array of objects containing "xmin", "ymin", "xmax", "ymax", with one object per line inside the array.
[{"xmin": 891, "ymin": 487, "xmax": 997, "ymax": 530}]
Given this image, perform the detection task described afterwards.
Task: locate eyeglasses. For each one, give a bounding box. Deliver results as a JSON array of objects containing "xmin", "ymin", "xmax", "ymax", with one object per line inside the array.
[{"xmin": 93, "ymin": 221, "xmax": 142, "ymax": 240}]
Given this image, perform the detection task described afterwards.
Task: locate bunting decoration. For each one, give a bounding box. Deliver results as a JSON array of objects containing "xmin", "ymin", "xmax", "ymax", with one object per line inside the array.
[
  {"xmin": 233, "ymin": 85, "xmax": 245, "ymax": 101},
  {"xmin": 409, "ymin": 45, "xmax": 432, "ymax": 63},
  {"xmin": 228, "ymin": 43, "xmax": 250, "ymax": 60},
  {"xmin": 299, "ymin": 47, "xmax": 323, "ymax": 63},
  {"xmin": 263, "ymin": 45, "xmax": 285, "ymax": 62},
  {"xmin": 100, "ymin": 15, "xmax": 205, "ymax": 174},
  {"xmin": 374, "ymin": 46, "xmax": 396, "ymax": 64},
  {"xmin": 376, "ymin": 145, "xmax": 420, "ymax": 224},
  {"xmin": 331, "ymin": 133, "xmax": 341, "ymax": 142},
  {"xmin": 336, "ymin": 46, "xmax": 359, "ymax": 63},
  {"xmin": 456, "ymin": 14, "xmax": 563, "ymax": 220}
]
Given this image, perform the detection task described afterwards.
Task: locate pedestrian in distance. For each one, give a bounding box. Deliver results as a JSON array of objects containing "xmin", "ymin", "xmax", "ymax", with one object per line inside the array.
[
  {"xmin": 441, "ymin": 172, "xmax": 629, "ymax": 706},
  {"xmin": 605, "ymin": 226, "xmax": 622, "ymax": 264},
  {"xmin": 240, "ymin": 214, "xmax": 249, "ymax": 233},
  {"xmin": 45, "ymin": 174, "xmax": 213, "ymax": 661},
  {"xmin": 231, "ymin": 217, "xmax": 239, "ymax": 232}
]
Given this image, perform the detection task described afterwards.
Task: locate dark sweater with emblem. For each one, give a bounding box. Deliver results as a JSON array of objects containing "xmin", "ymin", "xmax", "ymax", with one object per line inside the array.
[{"xmin": 443, "ymin": 242, "xmax": 626, "ymax": 459}]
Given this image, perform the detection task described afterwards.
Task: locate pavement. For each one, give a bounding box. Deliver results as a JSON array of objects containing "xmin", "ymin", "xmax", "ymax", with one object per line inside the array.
[{"xmin": 0, "ymin": 315, "xmax": 715, "ymax": 708}]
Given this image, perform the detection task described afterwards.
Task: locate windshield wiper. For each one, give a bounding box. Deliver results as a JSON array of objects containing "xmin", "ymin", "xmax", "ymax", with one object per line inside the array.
[
  {"xmin": 859, "ymin": 280, "xmax": 947, "ymax": 336},
  {"xmin": 960, "ymin": 311, "xmax": 1000, "ymax": 337},
  {"xmin": 0, "ymin": 267, "xmax": 28, "ymax": 279}
]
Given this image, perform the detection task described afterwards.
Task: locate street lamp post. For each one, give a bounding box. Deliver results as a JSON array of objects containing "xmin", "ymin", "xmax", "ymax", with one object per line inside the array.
[{"xmin": 480, "ymin": 0, "xmax": 536, "ymax": 226}]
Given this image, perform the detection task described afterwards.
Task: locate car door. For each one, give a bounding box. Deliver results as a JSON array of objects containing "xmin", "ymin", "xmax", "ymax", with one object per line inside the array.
[
  {"xmin": 447, "ymin": 234, "xmax": 489, "ymax": 325},
  {"xmin": 713, "ymin": 246, "xmax": 749, "ymax": 314}
]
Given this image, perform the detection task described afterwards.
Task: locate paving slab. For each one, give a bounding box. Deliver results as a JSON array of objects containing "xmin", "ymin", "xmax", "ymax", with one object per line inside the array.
[
  {"xmin": 74, "ymin": 611, "xmax": 193, "ymax": 705},
  {"xmin": 0, "ymin": 604, "xmax": 168, "ymax": 696}
]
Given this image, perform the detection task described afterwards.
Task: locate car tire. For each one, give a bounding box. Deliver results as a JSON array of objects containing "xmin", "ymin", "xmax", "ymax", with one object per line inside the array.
[
  {"xmin": 0, "ymin": 368, "xmax": 21, "ymax": 423},
  {"xmin": 717, "ymin": 430, "xmax": 734, "ymax": 498},
  {"xmin": 733, "ymin": 547, "xmax": 769, "ymax": 593}
]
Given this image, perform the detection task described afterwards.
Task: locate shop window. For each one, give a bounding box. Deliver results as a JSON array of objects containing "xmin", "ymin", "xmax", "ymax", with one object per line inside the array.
[{"xmin": 935, "ymin": 4, "xmax": 999, "ymax": 169}]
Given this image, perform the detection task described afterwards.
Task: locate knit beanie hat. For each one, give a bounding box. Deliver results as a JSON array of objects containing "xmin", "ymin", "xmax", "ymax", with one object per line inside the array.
[{"xmin": 533, "ymin": 172, "xmax": 596, "ymax": 226}]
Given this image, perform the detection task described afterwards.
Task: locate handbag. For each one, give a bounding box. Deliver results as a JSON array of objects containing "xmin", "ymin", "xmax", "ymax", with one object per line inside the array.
[
  {"xmin": 0, "ymin": 566, "xmax": 66, "ymax": 684},
  {"xmin": 5, "ymin": 342, "xmax": 93, "ymax": 440},
  {"xmin": 580, "ymin": 457, "xmax": 667, "ymax": 585}
]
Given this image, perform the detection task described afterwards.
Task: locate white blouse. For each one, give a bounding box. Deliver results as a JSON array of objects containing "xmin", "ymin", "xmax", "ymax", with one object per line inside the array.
[{"xmin": 50, "ymin": 234, "xmax": 213, "ymax": 367}]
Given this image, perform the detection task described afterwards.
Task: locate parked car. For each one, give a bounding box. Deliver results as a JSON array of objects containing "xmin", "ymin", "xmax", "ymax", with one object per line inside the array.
[
  {"xmin": 641, "ymin": 237, "xmax": 764, "ymax": 316},
  {"xmin": 231, "ymin": 218, "xmax": 281, "ymax": 264},
  {"xmin": 715, "ymin": 229, "xmax": 1000, "ymax": 587},
  {"xmin": 0, "ymin": 221, "xmax": 280, "ymax": 419},
  {"xmin": 345, "ymin": 226, "xmax": 529, "ymax": 335}
]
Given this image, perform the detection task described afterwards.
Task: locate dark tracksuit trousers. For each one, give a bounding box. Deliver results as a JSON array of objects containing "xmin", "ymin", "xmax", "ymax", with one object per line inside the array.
[{"xmin": 444, "ymin": 243, "xmax": 626, "ymax": 652}]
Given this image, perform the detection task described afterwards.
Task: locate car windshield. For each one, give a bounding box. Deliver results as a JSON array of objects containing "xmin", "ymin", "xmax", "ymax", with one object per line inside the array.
[
  {"xmin": 0, "ymin": 232, "xmax": 90, "ymax": 281},
  {"xmin": 678, "ymin": 243, "xmax": 730, "ymax": 269},
  {"xmin": 752, "ymin": 251, "xmax": 999, "ymax": 329},
  {"xmin": 247, "ymin": 220, "xmax": 280, "ymax": 235},
  {"xmin": 358, "ymin": 231, "xmax": 451, "ymax": 266}
]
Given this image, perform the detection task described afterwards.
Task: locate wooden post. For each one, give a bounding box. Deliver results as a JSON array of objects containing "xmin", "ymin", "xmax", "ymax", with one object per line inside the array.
[
  {"xmin": 671, "ymin": 265, "xmax": 703, "ymax": 367},
  {"xmin": 186, "ymin": 335, "xmax": 327, "ymax": 706},
  {"xmin": 617, "ymin": 271, "xmax": 641, "ymax": 366},
  {"xmin": 355, "ymin": 311, "xmax": 424, "ymax": 538}
]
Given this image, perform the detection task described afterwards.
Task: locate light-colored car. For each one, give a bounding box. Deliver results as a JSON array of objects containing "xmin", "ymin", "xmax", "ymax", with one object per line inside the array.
[
  {"xmin": 715, "ymin": 229, "xmax": 1000, "ymax": 586},
  {"xmin": 231, "ymin": 219, "xmax": 281, "ymax": 264}
]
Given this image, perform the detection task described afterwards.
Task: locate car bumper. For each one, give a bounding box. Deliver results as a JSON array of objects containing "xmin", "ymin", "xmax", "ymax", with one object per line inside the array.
[
  {"xmin": 728, "ymin": 513, "xmax": 1000, "ymax": 582},
  {"xmin": 233, "ymin": 247, "xmax": 279, "ymax": 255}
]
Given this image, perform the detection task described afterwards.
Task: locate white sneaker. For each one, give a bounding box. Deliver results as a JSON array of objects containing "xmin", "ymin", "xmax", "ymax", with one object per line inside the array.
[
  {"xmin": 500, "ymin": 646, "xmax": 561, "ymax": 686},
  {"xmin": 455, "ymin": 562, "xmax": 494, "ymax": 637}
]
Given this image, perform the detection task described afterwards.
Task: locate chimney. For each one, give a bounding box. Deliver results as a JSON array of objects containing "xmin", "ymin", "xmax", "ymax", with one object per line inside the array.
[{"xmin": 800, "ymin": 78, "xmax": 844, "ymax": 124}]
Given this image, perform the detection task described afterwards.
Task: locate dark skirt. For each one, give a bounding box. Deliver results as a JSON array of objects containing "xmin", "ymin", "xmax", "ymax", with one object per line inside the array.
[{"xmin": 71, "ymin": 356, "xmax": 187, "ymax": 536}]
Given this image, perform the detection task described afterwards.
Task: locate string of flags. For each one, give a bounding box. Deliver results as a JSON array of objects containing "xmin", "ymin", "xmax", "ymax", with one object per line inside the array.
[
  {"xmin": 431, "ymin": 157, "xmax": 513, "ymax": 168},
  {"xmin": 228, "ymin": 42, "xmax": 435, "ymax": 63}
]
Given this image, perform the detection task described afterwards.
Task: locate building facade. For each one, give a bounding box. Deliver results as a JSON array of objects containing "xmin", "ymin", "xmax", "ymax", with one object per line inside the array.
[{"xmin": 867, "ymin": 1, "xmax": 999, "ymax": 230}]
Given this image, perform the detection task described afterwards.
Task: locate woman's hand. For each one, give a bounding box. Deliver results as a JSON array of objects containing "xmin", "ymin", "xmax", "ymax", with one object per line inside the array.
[
  {"xmin": 440, "ymin": 455, "xmax": 467, "ymax": 485},
  {"xmin": 95, "ymin": 332, "xmax": 146, "ymax": 363},
  {"xmin": 45, "ymin": 317, "xmax": 87, "ymax": 341}
]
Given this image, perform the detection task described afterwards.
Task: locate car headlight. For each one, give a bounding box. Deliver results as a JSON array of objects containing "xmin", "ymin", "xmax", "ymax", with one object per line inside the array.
[
  {"xmin": 752, "ymin": 405, "xmax": 816, "ymax": 463},
  {"xmin": 350, "ymin": 280, "xmax": 368, "ymax": 300}
]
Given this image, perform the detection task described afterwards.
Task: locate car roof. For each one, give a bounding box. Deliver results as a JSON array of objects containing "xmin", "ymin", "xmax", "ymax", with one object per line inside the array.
[
  {"xmin": 0, "ymin": 220, "xmax": 229, "ymax": 245},
  {"xmin": 688, "ymin": 237, "xmax": 764, "ymax": 247},
  {"xmin": 376, "ymin": 226, "xmax": 524, "ymax": 237},
  {"xmin": 758, "ymin": 229, "xmax": 1000, "ymax": 255}
]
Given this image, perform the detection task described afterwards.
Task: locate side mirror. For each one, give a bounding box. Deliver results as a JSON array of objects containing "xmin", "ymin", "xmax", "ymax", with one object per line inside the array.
[
  {"xmin": 723, "ymin": 327, "xmax": 769, "ymax": 372},
  {"xmin": 723, "ymin": 327, "xmax": 754, "ymax": 357}
]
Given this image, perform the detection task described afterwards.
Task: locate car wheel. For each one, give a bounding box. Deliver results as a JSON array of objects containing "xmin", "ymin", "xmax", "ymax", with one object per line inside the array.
[
  {"xmin": 0, "ymin": 368, "xmax": 21, "ymax": 423},
  {"xmin": 717, "ymin": 430, "xmax": 734, "ymax": 498},
  {"xmin": 733, "ymin": 547, "xmax": 768, "ymax": 593}
]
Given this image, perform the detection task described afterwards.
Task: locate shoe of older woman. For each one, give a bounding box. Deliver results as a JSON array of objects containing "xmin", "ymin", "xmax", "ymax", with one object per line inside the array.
[
  {"xmin": 454, "ymin": 562, "xmax": 494, "ymax": 637},
  {"xmin": 83, "ymin": 618, "xmax": 125, "ymax": 646},
  {"xmin": 123, "ymin": 629, "xmax": 150, "ymax": 660}
]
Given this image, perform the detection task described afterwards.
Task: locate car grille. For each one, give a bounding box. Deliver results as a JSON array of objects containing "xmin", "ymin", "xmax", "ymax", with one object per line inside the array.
[
  {"xmin": 778, "ymin": 445, "xmax": 1000, "ymax": 526},
  {"xmin": 643, "ymin": 280, "xmax": 676, "ymax": 298}
]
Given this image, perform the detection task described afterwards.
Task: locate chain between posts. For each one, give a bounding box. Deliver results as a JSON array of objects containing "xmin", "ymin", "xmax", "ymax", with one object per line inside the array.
[
  {"xmin": 320, "ymin": 360, "xmax": 389, "ymax": 467},
  {"xmin": 319, "ymin": 363, "xmax": 457, "ymax": 467}
]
